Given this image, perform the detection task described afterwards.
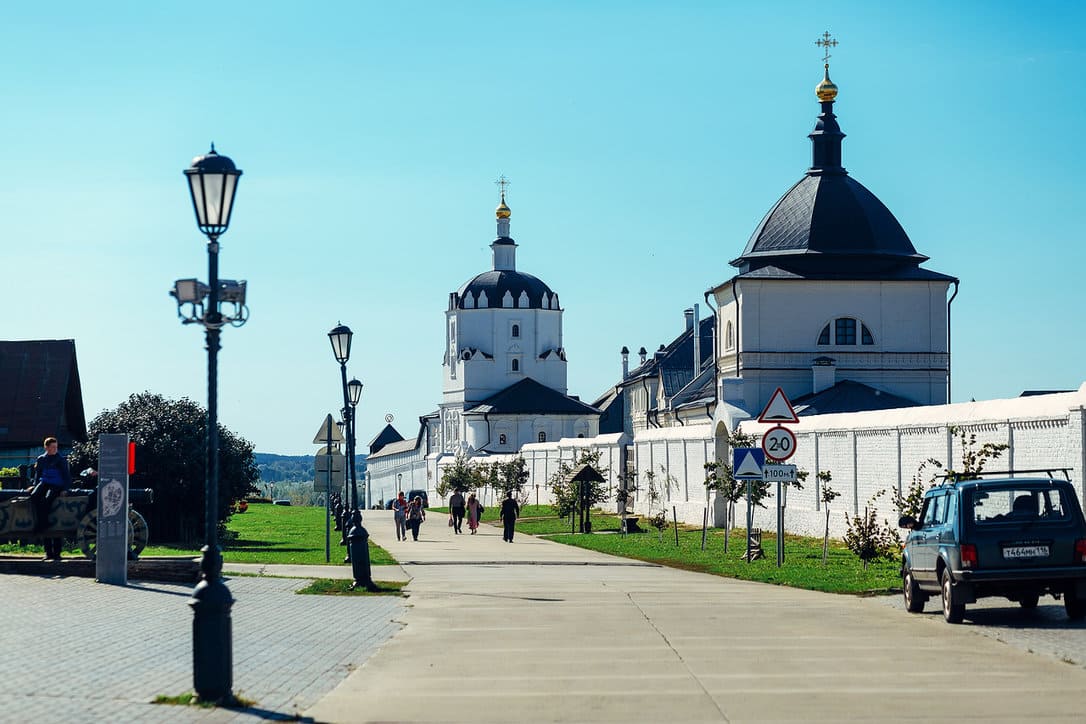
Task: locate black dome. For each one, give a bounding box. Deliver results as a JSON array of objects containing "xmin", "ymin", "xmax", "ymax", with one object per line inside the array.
[
  {"xmin": 730, "ymin": 95, "xmax": 931, "ymax": 277},
  {"xmin": 457, "ymin": 270, "xmax": 558, "ymax": 310},
  {"xmin": 734, "ymin": 173, "xmax": 926, "ymax": 269}
]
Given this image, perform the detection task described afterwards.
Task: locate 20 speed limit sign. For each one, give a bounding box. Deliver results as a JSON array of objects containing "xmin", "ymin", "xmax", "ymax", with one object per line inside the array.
[{"xmin": 762, "ymin": 425, "xmax": 797, "ymax": 461}]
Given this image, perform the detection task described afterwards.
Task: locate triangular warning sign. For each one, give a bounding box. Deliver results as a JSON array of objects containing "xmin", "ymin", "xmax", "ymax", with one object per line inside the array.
[
  {"xmin": 758, "ymin": 387, "xmax": 799, "ymax": 424},
  {"xmin": 312, "ymin": 414, "xmax": 346, "ymax": 444},
  {"xmin": 734, "ymin": 450, "xmax": 764, "ymax": 478}
]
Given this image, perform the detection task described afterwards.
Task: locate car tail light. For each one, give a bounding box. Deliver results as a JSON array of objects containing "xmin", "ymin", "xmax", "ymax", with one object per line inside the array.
[
  {"xmin": 961, "ymin": 544, "xmax": 978, "ymax": 569},
  {"xmin": 1075, "ymin": 539, "xmax": 1086, "ymax": 564}
]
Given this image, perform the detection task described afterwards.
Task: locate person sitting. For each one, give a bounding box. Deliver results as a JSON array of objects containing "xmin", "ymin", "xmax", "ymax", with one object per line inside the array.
[
  {"xmin": 1009, "ymin": 495, "xmax": 1036, "ymax": 519},
  {"xmin": 28, "ymin": 436, "xmax": 72, "ymax": 560}
]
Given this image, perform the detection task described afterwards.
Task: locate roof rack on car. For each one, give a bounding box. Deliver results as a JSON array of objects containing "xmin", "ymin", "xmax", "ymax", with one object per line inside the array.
[{"xmin": 938, "ymin": 468, "xmax": 1072, "ymax": 482}]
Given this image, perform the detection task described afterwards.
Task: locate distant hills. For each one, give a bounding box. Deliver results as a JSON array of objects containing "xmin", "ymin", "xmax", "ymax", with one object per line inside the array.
[{"xmin": 254, "ymin": 452, "xmax": 367, "ymax": 483}]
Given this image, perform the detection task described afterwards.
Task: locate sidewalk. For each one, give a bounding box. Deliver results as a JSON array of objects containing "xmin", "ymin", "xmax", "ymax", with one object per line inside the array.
[{"xmin": 308, "ymin": 510, "xmax": 1086, "ymax": 723}]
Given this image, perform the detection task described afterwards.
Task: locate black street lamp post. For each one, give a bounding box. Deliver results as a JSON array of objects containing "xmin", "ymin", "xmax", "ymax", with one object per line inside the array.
[
  {"xmin": 173, "ymin": 145, "xmax": 245, "ymax": 703},
  {"xmin": 347, "ymin": 376, "xmax": 363, "ymax": 507},
  {"xmin": 328, "ymin": 324, "xmax": 358, "ymax": 510}
]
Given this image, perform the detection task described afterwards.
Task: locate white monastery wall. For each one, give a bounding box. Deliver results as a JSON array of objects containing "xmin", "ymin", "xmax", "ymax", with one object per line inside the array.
[{"xmin": 368, "ymin": 386, "xmax": 1086, "ymax": 542}]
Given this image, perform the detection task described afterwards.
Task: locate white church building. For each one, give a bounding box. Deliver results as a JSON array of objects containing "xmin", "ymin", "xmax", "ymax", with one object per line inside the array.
[{"xmin": 366, "ymin": 190, "xmax": 600, "ymax": 501}]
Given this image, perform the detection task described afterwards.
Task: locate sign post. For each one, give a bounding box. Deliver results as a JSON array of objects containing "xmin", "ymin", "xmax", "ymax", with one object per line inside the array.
[
  {"xmin": 733, "ymin": 447, "xmax": 765, "ymax": 563},
  {"xmin": 758, "ymin": 387, "xmax": 800, "ymax": 568},
  {"xmin": 313, "ymin": 415, "xmax": 345, "ymax": 564},
  {"xmin": 96, "ymin": 433, "xmax": 130, "ymax": 586}
]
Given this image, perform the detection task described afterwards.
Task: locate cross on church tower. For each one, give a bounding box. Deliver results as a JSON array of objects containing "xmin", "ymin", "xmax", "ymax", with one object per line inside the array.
[
  {"xmin": 495, "ymin": 174, "xmax": 511, "ymax": 200},
  {"xmin": 816, "ymin": 31, "xmax": 838, "ymax": 65}
]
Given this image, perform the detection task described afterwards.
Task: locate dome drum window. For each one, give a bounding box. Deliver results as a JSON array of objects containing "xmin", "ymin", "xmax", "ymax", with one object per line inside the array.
[
  {"xmin": 818, "ymin": 317, "xmax": 875, "ymax": 346},
  {"xmin": 499, "ymin": 433, "xmax": 507, "ymax": 445}
]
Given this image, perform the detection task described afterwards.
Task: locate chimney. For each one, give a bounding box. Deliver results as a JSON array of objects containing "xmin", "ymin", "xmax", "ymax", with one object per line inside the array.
[
  {"xmin": 654, "ymin": 344, "xmax": 666, "ymax": 361},
  {"xmin": 812, "ymin": 356, "xmax": 836, "ymax": 394},
  {"xmin": 692, "ymin": 303, "xmax": 700, "ymax": 377},
  {"xmin": 621, "ymin": 346, "xmax": 630, "ymax": 380},
  {"xmin": 684, "ymin": 308, "xmax": 694, "ymax": 331},
  {"xmin": 638, "ymin": 347, "xmax": 647, "ymax": 365}
]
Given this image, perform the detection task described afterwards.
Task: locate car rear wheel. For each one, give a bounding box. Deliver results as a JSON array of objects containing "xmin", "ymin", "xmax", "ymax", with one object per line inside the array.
[
  {"xmin": 903, "ymin": 571, "xmax": 925, "ymax": 613},
  {"xmin": 1018, "ymin": 593, "xmax": 1039, "ymax": 610},
  {"xmin": 1065, "ymin": 590, "xmax": 1086, "ymax": 621},
  {"xmin": 941, "ymin": 569, "xmax": 965, "ymax": 624}
]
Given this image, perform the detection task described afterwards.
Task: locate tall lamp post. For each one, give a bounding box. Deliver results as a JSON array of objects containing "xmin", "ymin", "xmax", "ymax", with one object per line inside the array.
[
  {"xmin": 328, "ymin": 324, "xmax": 358, "ymax": 510},
  {"xmin": 172, "ymin": 145, "xmax": 245, "ymax": 703},
  {"xmin": 347, "ymin": 377, "xmax": 363, "ymax": 508}
]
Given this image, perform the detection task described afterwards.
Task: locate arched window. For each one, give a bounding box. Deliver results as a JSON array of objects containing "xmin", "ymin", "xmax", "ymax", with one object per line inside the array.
[
  {"xmin": 819, "ymin": 318, "xmax": 876, "ymax": 346},
  {"xmin": 511, "ymin": 358, "xmax": 520, "ymax": 372},
  {"xmin": 725, "ymin": 321, "xmax": 734, "ymax": 350},
  {"xmin": 538, "ymin": 431, "xmax": 547, "ymax": 443},
  {"xmin": 511, "ymin": 324, "xmax": 520, "ymax": 338},
  {"xmin": 499, "ymin": 433, "xmax": 507, "ymax": 445}
]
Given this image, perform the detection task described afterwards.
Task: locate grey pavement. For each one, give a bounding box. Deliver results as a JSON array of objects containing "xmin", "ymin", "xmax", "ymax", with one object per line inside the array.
[
  {"xmin": 308, "ymin": 510, "xmax": 1086, "ymax": 723},
  {"xmin": 0, "ymin": 572, "xmax": 404, "ymax": 722}
]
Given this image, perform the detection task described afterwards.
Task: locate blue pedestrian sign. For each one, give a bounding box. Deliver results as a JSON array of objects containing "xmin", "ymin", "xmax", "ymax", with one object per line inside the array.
[{"xmin": 733, "ymin": 447, "xmax": 765, "ymax": 479}]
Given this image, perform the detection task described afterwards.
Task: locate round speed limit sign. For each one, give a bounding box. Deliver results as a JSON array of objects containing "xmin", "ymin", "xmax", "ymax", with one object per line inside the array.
[{"xmin": 762, "ymin": 425, "xmax": 797, "ymax": 461}]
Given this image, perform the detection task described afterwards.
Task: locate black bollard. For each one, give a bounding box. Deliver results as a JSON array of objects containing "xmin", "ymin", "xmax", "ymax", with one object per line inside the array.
[{"xmin": 347, "ymin": 509, "xmax": 379, "ymax": 591}]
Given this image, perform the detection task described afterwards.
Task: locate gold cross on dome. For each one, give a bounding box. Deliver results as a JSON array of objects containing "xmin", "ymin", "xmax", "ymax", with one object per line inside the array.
[
  {"xmin": 494, "ymin": 174, "xmax": 511, "ymax": 200},
  {"xmin": 816, "ymin": 31, "xmax": 838, "ymax": 65}
]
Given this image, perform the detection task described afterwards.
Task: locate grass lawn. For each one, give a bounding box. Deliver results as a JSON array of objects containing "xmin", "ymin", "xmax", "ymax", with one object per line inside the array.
[
  {"xmin": 2, "ymin": 503, "xmax": 395, "ymax": 566},
  {"xmin": 143, "ymin": 503, "xmax": 397, "ymax": 566},
  {"xmin": 546, "ymin": 524, "xmax": 900, "ymax": 595},
  {"xmin": 295, "ymin": 579, "xmax": 407, "ymax": 596}
]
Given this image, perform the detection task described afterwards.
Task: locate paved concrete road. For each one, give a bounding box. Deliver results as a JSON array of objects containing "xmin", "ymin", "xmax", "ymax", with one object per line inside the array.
[{"xmin": 309, "ymin": 512, "xmax": 1086, "ymax": 723}]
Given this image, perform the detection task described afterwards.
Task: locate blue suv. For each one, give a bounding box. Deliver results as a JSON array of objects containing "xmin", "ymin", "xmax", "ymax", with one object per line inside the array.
[{"xmin": 899, "ymin": 471, "xmax": 1086, "ymax": 623}]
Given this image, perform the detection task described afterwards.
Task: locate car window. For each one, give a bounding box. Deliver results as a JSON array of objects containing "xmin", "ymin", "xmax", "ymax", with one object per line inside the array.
[
  {"xmin": 969, "ymin": 486, "xmax": 1071, "ymax": 524},
  {"xmin": 922, "ymin": 494, "xmax": 946, "ymax": 527}
]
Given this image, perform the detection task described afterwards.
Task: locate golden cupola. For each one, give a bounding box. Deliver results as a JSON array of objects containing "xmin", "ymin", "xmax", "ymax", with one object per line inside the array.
[
  {"xmin": 815, "ymin": 64, "xmax": 838, "ymax": 103},
  {"xmin": 496, "ymin": 194, "xmax": 511, "ymax": 219}
]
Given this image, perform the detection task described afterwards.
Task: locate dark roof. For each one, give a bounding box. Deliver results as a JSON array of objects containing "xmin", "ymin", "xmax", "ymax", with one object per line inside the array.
[
  {"xmin": 791, "ymin": 380, "xmax": 919, "ymax": 416},
  {"xmin": 730, "ymin": 96, "xmax": 956, "ymax": 282},
  {"xmin": 624, "ymin": 317, "xmax": 714, "ymax": 397},
  {"xmin": 465, "ymin": 377, "xmax": 600, "ymax": 416},
  {"xmin": 671, "ymin": 366, "xmax": 717, "ymax": 410},
  {"xmin": 367, "ymin": 424, "xmax": 405, "ymax": 455},
  {"xmin": 1019, "ymin": 390, "xmax": 1074, "ymax": 397},
  {"xmin": 0, "ymin": 340, "xmax": 87, "ymax": 449},
  {"xmin": 456, "ymin": 264, "xmax": 557, "ymax": 310},
  {"xmin": 562, "ymin": 463, "xmax": 605, "ymax": 485},
  {"xmin": 592, "ymin": 386, "xmax": 625, "ymax": 434}
]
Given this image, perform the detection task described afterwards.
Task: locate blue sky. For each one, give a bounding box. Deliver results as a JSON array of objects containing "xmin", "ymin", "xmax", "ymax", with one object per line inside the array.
[{"xmin": 2, "ymin": 1, "xmax": 1084, "ymax": 454}]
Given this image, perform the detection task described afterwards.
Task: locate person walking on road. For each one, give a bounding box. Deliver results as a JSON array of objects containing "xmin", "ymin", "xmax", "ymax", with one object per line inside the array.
[
  {"xmin": 449, "ymin": 489, "xmax": 466, "ymax": 534},
  {"xmin": 392, "ymin": 491, "xmax": 407, "ymax": 542},
  {"xmin": 406, "ymin": 496, "xmax": 426, "ymax": 541},
  {"xmin": 466, "ymin": 492, "xmax": 481, "ymax": 534},
  {"xmin": 500, "ymin": 490, "xmax": 520, "ymax": 543}
]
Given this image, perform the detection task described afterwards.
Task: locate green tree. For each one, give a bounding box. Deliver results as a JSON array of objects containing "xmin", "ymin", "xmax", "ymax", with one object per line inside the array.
[
  {"xmin": 548, "ymin": 450, "xmax": 610, "ymax": 533},
  {"xmin": 68, "ymin": 392, "xmax": 259, "ymax": 545},
  {"xmin": 843, "ymin": 490, "xmax": 900, "ymax": 570},
  {"xmin": 818, "ymin": 472, "xmax": 839, "ymax": 565},
  {"xmin": 642, "ymin": 466, "xmax": 676, "ymax": 541},
  {"xmin": 438, "ymin": 453, "xmax": 480, "ymax": 499},
  {"xmin": 493, "ymin": 457, "xmax": 530, "ymax": 504}
]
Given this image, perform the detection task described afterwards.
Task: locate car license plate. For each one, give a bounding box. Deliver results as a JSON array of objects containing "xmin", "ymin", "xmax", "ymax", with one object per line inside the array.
[{"xmin": 1003, "ymin": 545, "xmax": 1049, "ymax": 559}]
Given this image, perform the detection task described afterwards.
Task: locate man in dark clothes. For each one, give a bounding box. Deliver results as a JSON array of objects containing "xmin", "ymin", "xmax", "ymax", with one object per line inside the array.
[
  {"xmin": 449, "ymin": 489, "xmax": 466, "ymax": 534},
  {"xmin": 500, "ymin": 490, "xmax": 520, "ymax": 543},
  {"xmin": 29, "ymin": 436, "xmax": 72, "ymax": 560}
]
